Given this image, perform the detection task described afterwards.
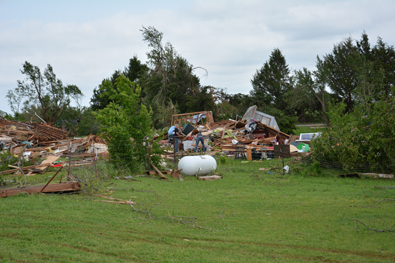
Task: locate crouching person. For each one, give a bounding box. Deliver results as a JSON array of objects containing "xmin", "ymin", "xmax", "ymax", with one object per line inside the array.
[{"xmin": 194, "ymin": 132, "xmax": 206, "ymax": 152}]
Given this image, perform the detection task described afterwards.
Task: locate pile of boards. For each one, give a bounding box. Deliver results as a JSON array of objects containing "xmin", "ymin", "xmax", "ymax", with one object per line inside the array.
[
  {"xmin": 0, "ymin": 117, "xmax": 108, "ymax": 175},
  {"xmin": 0, "ymin": 116, "xmax": 68, "ymax": 152}
]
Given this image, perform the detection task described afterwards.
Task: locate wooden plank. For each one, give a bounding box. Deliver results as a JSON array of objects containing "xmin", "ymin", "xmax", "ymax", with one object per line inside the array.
[
  {"xmin": 246, "ymin": 148, "xmax": 252, "ymax": 161},
  {"xmin": 151, "ymin": 163, "xmax": 167, "ymax": 179},
  {"xmin": 1, "ymin": 164, "xmax": 38, "ymax": 175},
  {"xmin": 0, "ymin": 181, "xmax": 81, "ymax": 198},
  {"xmin": 36, "ymin": 155, "xmax": 60, "ymax": 171},
  {"xmin": 197, "ymin": 175, "xmax": 223, "ymax": 181}
]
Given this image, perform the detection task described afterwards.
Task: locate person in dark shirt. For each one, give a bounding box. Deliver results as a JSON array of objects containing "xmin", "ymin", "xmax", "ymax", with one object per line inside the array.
[{"xmin": 173, "ymin": 124, "xmax": 181, "ymax": 153}]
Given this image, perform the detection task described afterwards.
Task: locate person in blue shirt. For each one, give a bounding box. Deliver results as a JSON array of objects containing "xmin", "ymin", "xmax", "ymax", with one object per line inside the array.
[{"xmin": 168, "ymin": 125, "xmax": 175, "ymax": 143}]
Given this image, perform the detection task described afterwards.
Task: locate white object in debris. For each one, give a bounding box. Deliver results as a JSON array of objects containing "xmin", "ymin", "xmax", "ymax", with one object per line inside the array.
[
  {"xmin": 178, "ymin": 155, "xmax": 217, "ymax": 176},
  {"xmin": 87, "ymin": 143, "xmax": 108, "ymax": 154},
  {"xmin": 283, "ymin": 165, "xmax": 289, "ymax": 174}
]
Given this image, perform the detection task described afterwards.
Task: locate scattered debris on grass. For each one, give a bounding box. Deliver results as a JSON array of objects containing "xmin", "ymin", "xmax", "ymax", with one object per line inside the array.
[
  {"xmin": 0, "ymin": 181, "xmax": 80, "ymax": 198},
  {"xmin": 197, "ymin": 175, "xmax": 222, "ymax": 181}
]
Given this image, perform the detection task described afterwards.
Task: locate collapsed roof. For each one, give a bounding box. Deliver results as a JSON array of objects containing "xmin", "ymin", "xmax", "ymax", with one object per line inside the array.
[{"xmin": 242, "ymin": 105, "xmax": 280, "ymax": 131}]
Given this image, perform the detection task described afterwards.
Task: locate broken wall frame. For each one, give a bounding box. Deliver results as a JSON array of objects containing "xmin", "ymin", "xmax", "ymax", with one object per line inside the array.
[{"xmin": 171, "ymin": 111, "xmax": 214, "ymax": 128}]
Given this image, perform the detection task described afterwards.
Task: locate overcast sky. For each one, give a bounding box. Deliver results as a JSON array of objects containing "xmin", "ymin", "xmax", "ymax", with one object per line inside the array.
[{"xmin": 1, "ymin": 0, "xmax": 394, "ymax": 114}]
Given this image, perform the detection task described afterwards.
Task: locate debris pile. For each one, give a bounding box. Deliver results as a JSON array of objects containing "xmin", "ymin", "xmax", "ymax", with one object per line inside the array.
[
  {"xmin": 0, "ymin": 117, "xmax": 108, "ymax": 175},
  {"xmin": 164, "ymin": 117, "xmax": 295, "ymax": 159},
  {"xmin": 208, "ymin": 119, "xmax": 290, "ymax": 151}
]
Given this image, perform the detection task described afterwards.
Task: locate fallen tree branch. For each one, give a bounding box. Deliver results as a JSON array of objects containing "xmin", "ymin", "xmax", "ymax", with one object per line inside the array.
[
  {"xmin": 130, "ymin": 201, "xmax": 153, "ymax": 220},
  {"xmin": 220, "ymin": 209, "xmax": 225, "ymax": 220},
  {"xmin": 376, "ymin": 199, "xmax": 395, "ymax": 204},
  {"xmin": 128, "ymin": 191, "xmax": 218, "ymax": 231},
  {"xmin": 355, "ymin": 219, "xmax": 394, "ymax": 234},
  {"xmin": 93, "ymin": 200, "xmax": 134, "ymax": 205},
  {"xmin": 374, "ymin": 186, "xmax": 395, "ymax": 189}
]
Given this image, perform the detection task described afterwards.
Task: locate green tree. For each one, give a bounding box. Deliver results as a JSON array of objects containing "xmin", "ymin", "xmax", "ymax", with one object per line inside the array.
[
  {"xmin": 289, "ymin": 67, "xmax": 330, "ymax": 124},
  {"xmin": 140, "ymin": 26, "xmax": 203, "ymax": 114},
  {"xmin": 7, "ymin": 61, "xmax": 83, "ymax": 124},
  {"xmin": 94, "ymin": 74, "xmax": 162, "ymax": 173},
  {"xmin": 317, "ymin": 36, "xmax": 359, "ymax": 112},
  {"xmin": 185, "ymin": 86, "xmax": 216, "ymax": 115},
  {"xmin": 90, "ymin": 71, "xmax": 121, "ymax": 111},
  {"xmin": 90, "ymin": 56, "xmax": 148, "ymax": 111},
  {"xmin": 124, "ymin": 55, "xmax": 149, "ymax": 84},
  {"xmin": 227, "ymin": 93, "xmax": 254, "ymax": 118},
  {"xmin": 312, "ymin": 56, "xmax": 394, "ymax": 172},
  {"xmin": 55, "ymin": 106, "xmax": 100, "ymax": 136},
  {"xmin": 250, "ymin": 48, "xmax": 292, "ymax": 111},
  {"xmin": 371, "ymin": 37, "xmax": 395, "ymax": 98},
  {"xmin": 75, "ymin": 108, "xmax": 101, "ymax": 136}
]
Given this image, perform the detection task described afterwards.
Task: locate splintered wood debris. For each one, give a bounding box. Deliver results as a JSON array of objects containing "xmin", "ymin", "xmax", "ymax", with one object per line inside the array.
[
  {"xmin": 0, "ymin": 117, "xmax": 108, "ymax": 176},
  {"xmin": 161, "ymin": 117, "xmax": 291, "ymax": 154},
  {"xmin": 0, "ymin": 181, "xmax": 81, "ymax": 198}
]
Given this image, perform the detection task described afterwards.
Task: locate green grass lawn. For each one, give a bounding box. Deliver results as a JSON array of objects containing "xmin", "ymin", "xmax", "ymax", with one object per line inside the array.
[{"xmin": 1, "ymin": 158, "xmax": 394, "ymax": 262}]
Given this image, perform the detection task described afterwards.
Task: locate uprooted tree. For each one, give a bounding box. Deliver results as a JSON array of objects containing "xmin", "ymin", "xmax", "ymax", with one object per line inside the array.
[{"xmin": 94, "ymin": 74, "xmax": 162, "ymax": 173}]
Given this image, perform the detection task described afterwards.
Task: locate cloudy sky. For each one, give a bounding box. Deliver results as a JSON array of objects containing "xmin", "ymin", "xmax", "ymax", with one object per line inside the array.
[{"xmin": 1, "ymin": 0, "xmax": 394, "ymax": 114}]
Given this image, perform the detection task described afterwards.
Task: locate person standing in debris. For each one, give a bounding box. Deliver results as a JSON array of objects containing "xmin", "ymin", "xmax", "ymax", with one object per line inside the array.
[
  {"xmin": 173, "ymin": 124, "xmax": 182, "ymax": 153},
  {"xmin": 194, "ymin": 132, "xmax": 206, "ymax": 152},
  {"xmin": 168, "ymin": 125, "xmax": 175, "ymax": 143}
]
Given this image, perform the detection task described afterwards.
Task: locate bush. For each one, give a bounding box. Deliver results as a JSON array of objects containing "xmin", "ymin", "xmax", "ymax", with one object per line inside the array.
[
  {"xmin": 95, "ymin": 75, "xmax": 163, "ymax": 174},
  {"xmin": 312, "ymin": 91, "xmax": 395, "ymax": 173}
]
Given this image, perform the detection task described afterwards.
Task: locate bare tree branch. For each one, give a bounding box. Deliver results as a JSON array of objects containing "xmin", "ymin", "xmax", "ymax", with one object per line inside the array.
[{"xmin": 355, "ymin": 219, "xmax": 394, "ymax": 234}]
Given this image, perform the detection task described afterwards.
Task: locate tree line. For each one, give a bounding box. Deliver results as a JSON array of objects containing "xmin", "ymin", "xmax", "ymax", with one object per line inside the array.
[{"xmin": 5, "ymin": 28, "xmax": 395, "ymax": 136}]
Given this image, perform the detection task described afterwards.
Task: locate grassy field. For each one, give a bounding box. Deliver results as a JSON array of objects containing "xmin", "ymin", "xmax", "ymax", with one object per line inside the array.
[{"xmin": 1, "ymin": 156, "xmax": 395, "ymax": 262}]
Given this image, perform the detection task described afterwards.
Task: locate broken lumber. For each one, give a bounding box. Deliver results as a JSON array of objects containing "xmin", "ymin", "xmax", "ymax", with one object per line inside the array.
[
  {"xmin": 92, "ymin": 200, "xmax": 135, "ymax": 205},
  {"xmin": 151, "ymin": 163, "xmax": 167, "ymax": 179},
  {"xmin": 197, "ymin": 175, "xmax": 223, "ymax": 181},
  {"xmin": 0, "ymin": 181, "xmax": 81, "ymax": 198}
]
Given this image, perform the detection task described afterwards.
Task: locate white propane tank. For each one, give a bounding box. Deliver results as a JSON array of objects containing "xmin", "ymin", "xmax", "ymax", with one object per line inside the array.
[{"xmin": 178, "ymin": 155, "xmax": 217, "ymax": 176}]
